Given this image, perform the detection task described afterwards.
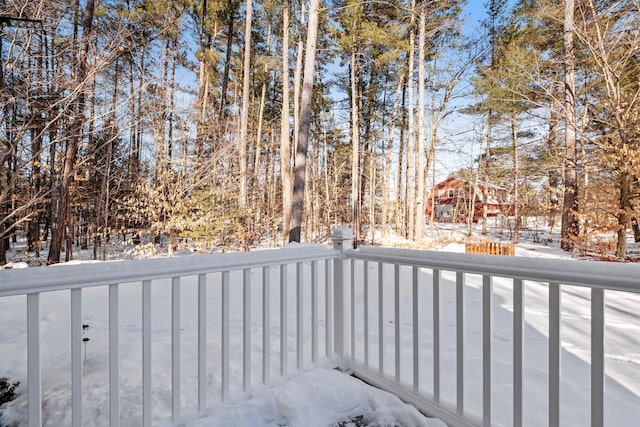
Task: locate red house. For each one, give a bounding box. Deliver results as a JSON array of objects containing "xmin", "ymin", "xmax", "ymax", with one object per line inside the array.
[{"xmin": 425, "ymin": 177, "xmax": 513, "ymax": 223}]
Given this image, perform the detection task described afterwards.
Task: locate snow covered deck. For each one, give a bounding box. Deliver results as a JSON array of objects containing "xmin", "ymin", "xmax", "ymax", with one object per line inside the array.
[{"xmin": 1, "ymin": 229, "xmax": 640, "ymax": 426}]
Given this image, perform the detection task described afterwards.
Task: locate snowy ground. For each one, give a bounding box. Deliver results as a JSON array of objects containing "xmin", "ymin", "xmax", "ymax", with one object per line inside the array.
[{"xmin": 1, "ymin": 222, "xmax": 640, "ymax": 426}]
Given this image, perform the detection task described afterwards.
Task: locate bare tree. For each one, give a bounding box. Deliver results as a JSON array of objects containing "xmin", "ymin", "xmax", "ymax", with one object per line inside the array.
[
  {"xmin": 576, "ymin": 0, "xmax": 640, "ymax": 257},
  {"xmin": 289, "ymin": 0, "xmax": 320, "ymax": 242},
  {"xmin": 238, "ymin": 0, "xmax": 252, "ymax": 209},
  {"xmin": 280, "ymin": 0, "xmax": 292, "ymax": 241},
  {"xmin": 561, "ymin": 0, "xmax": 579, "ymax": 252},
  {"xmin": 415, "ymin": 5, "xmax": 426, "ymax": 244},
  {"xmin": 350, "ymin": 46, "xmax": 361, "ymax": 244},
  {"xmin": 48, "ymin": 0, "xmax": 96, "ymax": 264},
  {"xmin": 406, "ymin": 0, "xmax": 416, "ymax": 241}
]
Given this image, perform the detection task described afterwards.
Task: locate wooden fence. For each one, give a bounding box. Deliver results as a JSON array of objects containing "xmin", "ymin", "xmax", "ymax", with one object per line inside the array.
[{"xmin": 465, "ymin": 241, "xmax": 515, "ymax": 256}]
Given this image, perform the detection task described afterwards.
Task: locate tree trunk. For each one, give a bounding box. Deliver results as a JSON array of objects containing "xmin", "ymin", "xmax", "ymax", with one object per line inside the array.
[
  {"xmin": 548, "ymin": 106, "xmax": 560, "ymax": 232},
  {"xmin": 27, "ymin": 127, "xmax": 42, "ymax": 253},
  {"xmin": 561, "ymin": 0, "xmax": 579, "ymax": 251},
  {"xmin": 128, "ymin": 58, "xmax": 137, "ymax": 176},
  {"xmin": 415, "ymin": 6, "xmax": 426, "ymax": 244},
  {"xmin": 289, "ymin": 0, "xmax": 319, "ymax": 242},
  {"xmin": 154, "ymin": 39, "xmax": 170, "ymax": 181},
  {"xmin": 0, "ymin": 222, "xmax": 6, "ymax": 265},
  {"xmin": 511, "ymin": 112, "xmax": 519, "ymax": 243},
  {"xmin": 632, "ymin": 217, "xmax": 640, "ymax": 243},
  {"xmin": 306, "ymin": 143, "xmax": 314, "ymax": 240},
  {"xmin": 168, "ymin": 39, "xmax": 176, "ymax": 163},
  {"xmin": 280, "ymin": 0, "xmax": 292, "ymax": 241},
  {"xmin": 367, "ymin": 133, "xmax": 375, "ymax": 243},
  {"xmin": 430, "ymin": 148, "xmax": 436, "ymax": 232},
  {"xmin": 254, "ymin": 79, "xmax": 267, "ymax": 217},
  {"xmin": 239, "ymin": 0, "xmax": 253, "ymax": 209},
  {"xmin": 0, "ymin": 28, "xmax": 5, "ymax": 265},
  {"xmin": 311, "ymin": 120, "xmax": 321, "ymax": 238},
  {"xmin": 220, "ymin": 7, "xmax": 236, "ymax": 120},
  {"xmin": 44, "ymin": 121, "xmax": 58, "ymax": 244},
  {"xmin": 395, "ymin": 78, "xmax": 407, "ymax": 235},
  {"xmin": 406, "ymin": 0, "xmax": 417, "ymax": 241},
  {"xmin": 483, "ymin": 113, "xmax": 492, "ymax": 235},
  {"xmin": 196, "ymin": 2, "xmax": 211, "ymax": 156},
  {"xmin": 135, "ymin": 59, "xmax": 144, "ymax": 177},
  {"xmin": 96, "ymin": 57, "xmax": 119, "ymax": 260},
  {"xmin": 48, "ymin": 0, "xmax": 95, "ymax": 264},
  {"xmin": 467, "ymin": 180, "xmax": 476, "ymax": 237},
  {"xmin": 293, "ymin": 2, "xmax": 306, "ymax": 157},
  {"xmin": 382, "ymin": 73, "xmax": 404, "ymax": 238},
  {"xmin": 350, "ymin": 48, "xmax": 361, "ymax": 245},
  {"xmin": 254, "ymin": 23, "xmax": 270, "ymax": 221},
  {"xmin": 616, "ymin": 172, "xmax": 631, "ymax": 258}
]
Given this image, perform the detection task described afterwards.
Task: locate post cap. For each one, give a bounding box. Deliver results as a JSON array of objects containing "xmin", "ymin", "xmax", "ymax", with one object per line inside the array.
[{"xmin": 330, "ymin": 228, "xmax": 354, "ymax": 241}]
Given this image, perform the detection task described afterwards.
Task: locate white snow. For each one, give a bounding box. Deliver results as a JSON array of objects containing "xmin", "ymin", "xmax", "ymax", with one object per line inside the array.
[
  {"xmin": 1, "ymin": 224, "xmax": 640, "ymax": 426},
  {"xmin": 1, "ymin": 261, "xmax": 29, "ymax": 269},
  {"xmin": 178, "ymin": 369, "xmax": 442, "ymax": 427}
]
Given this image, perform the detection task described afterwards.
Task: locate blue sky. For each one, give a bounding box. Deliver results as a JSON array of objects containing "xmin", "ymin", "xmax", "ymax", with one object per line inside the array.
[{"xmin": 463, "ymin": 0, "xmax": 489, "ymax": 30}]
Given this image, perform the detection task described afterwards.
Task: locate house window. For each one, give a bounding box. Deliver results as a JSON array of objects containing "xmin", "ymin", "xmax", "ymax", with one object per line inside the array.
[
  {"xmin": 438, "ymin": 189, "xmax": 445, "ymax": 198},
  {"xmin": 448, "ymin": 189, "xmax": 455, "ymax": 198},
  {"xmin": 437, "ymin": 205, "xmax": 452, "ymax": 219}
]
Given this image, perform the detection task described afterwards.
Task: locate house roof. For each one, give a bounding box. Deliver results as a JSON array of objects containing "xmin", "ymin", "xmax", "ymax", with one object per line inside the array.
[{"xmin": 436, "ymin": 177, "xmax": 509, "ymax": 192}]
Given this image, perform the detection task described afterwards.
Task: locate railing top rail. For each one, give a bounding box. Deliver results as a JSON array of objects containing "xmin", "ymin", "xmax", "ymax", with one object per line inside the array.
[
  {"xmin": 0, "ymin": 244, "xmax": 339, "ymax": 297},
  {"xmin": 348, "ymin": 246, "xmax": 640, "ymax": 293}
]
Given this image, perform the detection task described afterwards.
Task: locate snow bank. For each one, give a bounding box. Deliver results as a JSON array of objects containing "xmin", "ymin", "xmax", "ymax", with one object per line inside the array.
[
  {"xmin": 180, "ymin": 370, "xmax": 445, "ymax": 427},
  {"xmin": 1, "ymin": 262, "xmax": 29, "ymax": 270}
]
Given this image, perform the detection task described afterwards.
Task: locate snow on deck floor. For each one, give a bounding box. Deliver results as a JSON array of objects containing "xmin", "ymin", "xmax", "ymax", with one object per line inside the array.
[{"xmin": 175, "ymin": 369, "xmax": 444, "ymax": 427}]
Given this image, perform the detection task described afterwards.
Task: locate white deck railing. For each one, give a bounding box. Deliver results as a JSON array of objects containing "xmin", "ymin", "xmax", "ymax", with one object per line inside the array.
[
  {"xmin": 1, "ymin": 228, "xmax": 640, "ymax": 427},
  {"xmin": 334, "ymin": 231, "xmax": 640, "ymax": 427},
  {"xmin": 0, "ymin": 245, "xmax": 339, "ymax": 427}
]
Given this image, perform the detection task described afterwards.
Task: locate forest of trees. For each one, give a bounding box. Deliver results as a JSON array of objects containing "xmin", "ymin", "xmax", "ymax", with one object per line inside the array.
[{"xmin": 1, "ymin": 0, "xmax": 639, "ymax": 265}]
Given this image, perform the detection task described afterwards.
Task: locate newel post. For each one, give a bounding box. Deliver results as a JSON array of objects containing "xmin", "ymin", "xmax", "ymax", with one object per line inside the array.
[{"xmin": 331, "ymin": 228, "xmax": 353, "ymax": 371}]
